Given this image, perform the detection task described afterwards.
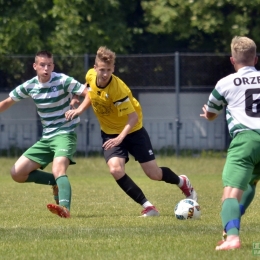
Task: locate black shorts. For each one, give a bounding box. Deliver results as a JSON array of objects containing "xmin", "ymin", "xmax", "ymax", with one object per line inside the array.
[{"xmin": 101, "ymin": 127, "xmax": 155, "ymax": 163}]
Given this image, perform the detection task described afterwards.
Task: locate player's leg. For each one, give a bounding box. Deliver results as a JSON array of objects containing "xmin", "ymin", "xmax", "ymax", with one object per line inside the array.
[
  {"xmin": 107, "ymin": 156, "xmax": 159, "ymax": 217},
  {"xmin": 11, "ymin": 139, "xmax": 56, "ymax": 184},
  {"xmin": 219, "ymin": 164, "xmax": 260, "ymax": 244},
  {"xmin": 47, "ymin": 133, "xmax": 77, "ymax": 218},
  {"xmin": 216, "ymin": 131, "xmax": 260, "ymax": 250},
  {"xmin": 216, "ymin": 186, "xmax": 243, "ymax": 250},
  {"xmin": 102, "ymin": 130, "xmax": 159, "ymax": 217},
  {"xmin": 239, "ymin": 163, "xmax": 260, "ymax": 215},
  {"xmin": 127, "ymin": 127, "xmax": 197, "ymax": 201}
]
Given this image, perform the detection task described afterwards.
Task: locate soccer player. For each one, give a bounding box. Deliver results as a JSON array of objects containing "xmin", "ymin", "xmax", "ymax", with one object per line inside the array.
[
  {"xmin": 200, "ymin": 36, "xmax": 260, "ymax": 250},
  {"xmin": 65, "ymin": 46, "xmax": 197, "ymax": 217},
  {"xmin": 0, "ymin": 50, "xmax": 89, "ymax": 218}
]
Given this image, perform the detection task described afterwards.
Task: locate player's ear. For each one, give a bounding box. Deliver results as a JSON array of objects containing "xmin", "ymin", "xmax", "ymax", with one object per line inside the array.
[
  {"xmin": 33, "ymin": 63, "xmax": 37, "ymax": 71},
  {"xmin": 254, "ymin": 56, "xmax": 258, "ymax": 65},
  {"xmin": 230, "ymin": 57, "xmax": 235, "ymax": 65}
]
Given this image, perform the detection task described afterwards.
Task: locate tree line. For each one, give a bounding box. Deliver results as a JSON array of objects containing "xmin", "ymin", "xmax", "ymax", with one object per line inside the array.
[{"xmin": 1, "ymin": 0, "xmax": 260, "ymax": 55}]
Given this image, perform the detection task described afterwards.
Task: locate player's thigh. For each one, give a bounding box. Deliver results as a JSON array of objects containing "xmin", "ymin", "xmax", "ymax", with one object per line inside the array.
[
  {"xmin": 126, "ymin": 127, "xmax": 155, "ymax": 163},
  {"xmin": 12, "ymin": 155, "xmax": 41, "ymax": 175},
  {"xmin": 223, "ymin": 132, "xmax": 260, "ymax": 190},
  {"xmin": 23, "ymin": 139, "xmax": 54, "ymax": 169},
  {"xmin": 51, "ymin": 133, "xmax": 77, "ymax": 165},
  {"xmin": 101, "ymin": 131, "xmax": 129, "ymax": 163}
]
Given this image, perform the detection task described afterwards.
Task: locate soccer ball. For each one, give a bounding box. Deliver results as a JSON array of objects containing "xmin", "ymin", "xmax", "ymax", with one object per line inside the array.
[{"xmin": 174, "ymin": 199, "xmax": 201, "ymax": 220}]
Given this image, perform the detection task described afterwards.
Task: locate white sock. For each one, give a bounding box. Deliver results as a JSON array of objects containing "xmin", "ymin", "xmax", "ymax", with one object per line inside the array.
[
  {"xmin": 142, "ymin": 201, "xmax": 153, "ymax": 208},
  {"xmin": 178, "ymin": 176, "xmax": 184, "ymax": 187}
]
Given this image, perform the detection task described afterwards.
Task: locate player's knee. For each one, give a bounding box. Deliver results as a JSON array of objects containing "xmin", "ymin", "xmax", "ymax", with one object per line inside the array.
[
  {"xmin": 10, "ymin": 166, "xmax": 24, "ymax": 183},
  {"xmin": 109, "ymin": 166, "xmax": 124, "ymax": 179}
]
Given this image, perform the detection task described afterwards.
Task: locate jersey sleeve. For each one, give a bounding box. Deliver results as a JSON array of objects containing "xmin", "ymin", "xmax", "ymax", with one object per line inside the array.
[
  {"xmin": 63, "ymin": 74, "xmax": 85, "ymax": 95},
  {"xmin": 206, "ymin": 82, "xmax": 227, "ymax": 114},
  {"xmin": 112, "ymin": 79, "xmax": 135, "ymax": 117},
  {"xmin": 9, "ymin": 83, "xmax": 30, "ymax": 102}
]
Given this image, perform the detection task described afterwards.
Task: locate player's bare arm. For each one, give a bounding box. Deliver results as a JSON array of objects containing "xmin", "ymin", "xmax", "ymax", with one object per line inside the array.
[
  {"xmin": 70, "ymin": 95, "xmax": 80, "ymax": 109},
  {"xmin": 103, "ymin": 112, "xmax": 138, "ymax": 150},
  {"xmin": 200, "ymin": 104, "xmax": 218, "ymax": 121},
  {"xmin": 65, "ymin": 88, "xmax": 91, "ymax": 120},
  {"xmin": 0, "ymin": 97, "xmax": 16, "ymax": 112}
]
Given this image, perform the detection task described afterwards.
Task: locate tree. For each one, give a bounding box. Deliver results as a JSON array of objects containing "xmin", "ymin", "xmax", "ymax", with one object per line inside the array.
[
  {"xmin": 141, "ymin": 0, "xmax": 260, "ymax": 52},
  {"xmin": 0, "ymin": 0, "xmax": 136, "ymax": 55}
]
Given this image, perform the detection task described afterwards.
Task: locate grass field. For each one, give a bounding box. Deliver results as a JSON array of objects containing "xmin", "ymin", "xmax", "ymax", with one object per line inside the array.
[{"xmin": 0, "ymin": 156, "xmax": 259, "ymax": 260}]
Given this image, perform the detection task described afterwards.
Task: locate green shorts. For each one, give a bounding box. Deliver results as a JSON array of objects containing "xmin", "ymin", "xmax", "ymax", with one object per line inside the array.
[
  {"xmin": 23, "ymin": 133, "xmax": 77, "ymax": 169},
  {"xmin": 222, "ymin": 131, "xmax": 260, "ymax": 190}
]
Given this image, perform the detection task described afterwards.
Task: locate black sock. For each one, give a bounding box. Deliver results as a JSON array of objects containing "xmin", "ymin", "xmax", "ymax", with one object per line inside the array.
[
  {"xmin": 116, "ymin": 174, "xmax": 147, "ymax": 205},
  {"xmin": 160, "ymin": 167, "xmax": 180, "ymax": 184}
]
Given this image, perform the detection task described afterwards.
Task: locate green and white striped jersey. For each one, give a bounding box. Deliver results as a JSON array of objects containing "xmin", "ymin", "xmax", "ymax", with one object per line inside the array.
[
  {"xmin": 207, "ymin": 66, "xmax": 260, "ymax": 138},
  {"xmin": 9, "ymin": 72, "xmax": 86, "ymax": 139}
]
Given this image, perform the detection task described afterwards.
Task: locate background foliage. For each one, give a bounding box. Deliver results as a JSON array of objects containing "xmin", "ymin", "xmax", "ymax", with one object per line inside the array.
[{"xmin": 1, "ymin": 0, "xmax": 260, "ymax": 55}]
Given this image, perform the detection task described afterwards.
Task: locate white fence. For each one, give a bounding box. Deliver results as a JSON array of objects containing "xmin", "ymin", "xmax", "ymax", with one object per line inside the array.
[{"xmin": 0, "ymin": 92, "xmax": 227, "ymax": 156}]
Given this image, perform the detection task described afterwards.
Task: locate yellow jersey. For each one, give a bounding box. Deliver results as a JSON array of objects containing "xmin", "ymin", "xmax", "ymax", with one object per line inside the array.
[{"xmin": 85, "ymin": 68, "xmax": 143, "ymax": 134}]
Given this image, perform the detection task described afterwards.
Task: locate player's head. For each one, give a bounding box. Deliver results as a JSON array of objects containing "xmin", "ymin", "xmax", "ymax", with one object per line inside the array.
[
  {"xmin": 95, "ymin": 46, "xmax": 116, "ymax": 66},
  {"xmin": 230, "ymin": 36, "xmax": 257, "ymax": 67},
  {"xmin": 33, "ymin": 50, "xmax": 54, "ymax": 83},
  {"xmin": 94, "ymin": 47, "xmax": 115, "ymax": 87}
]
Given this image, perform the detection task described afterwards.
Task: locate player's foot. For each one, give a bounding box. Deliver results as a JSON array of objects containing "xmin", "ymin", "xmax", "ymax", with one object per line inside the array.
[
  {"xmin": 217, "ymin": 231, "xmax": 227, "ymax": 245},
  {"xmin": 47, "ymin": 204, "xmax": 70, "ymax": 218},
  {"xmin": 179, "ymin": 175, "xmax": 198, "ymax": 201},
  {"xmin": 139, "ymin": 206, "xmax": 159, "ymax": 217},
  {"xmin": 52, "ymin": 185, "xmax": 59, "ymax": 205},
  {"xmin": 215, "ymin": 239, "xmax": 241, "ymax": 250}
]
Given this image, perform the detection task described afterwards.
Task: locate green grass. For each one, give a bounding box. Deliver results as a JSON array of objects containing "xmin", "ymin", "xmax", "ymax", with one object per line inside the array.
[{"xmin": 0, "ymin": 156, "xmax": 259, "ymax": 260}]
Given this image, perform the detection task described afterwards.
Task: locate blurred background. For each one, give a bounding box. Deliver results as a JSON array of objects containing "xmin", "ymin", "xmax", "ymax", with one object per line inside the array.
[{"xmin": 1, "ymin": 0, "xmax": 260, "ymax": 157}]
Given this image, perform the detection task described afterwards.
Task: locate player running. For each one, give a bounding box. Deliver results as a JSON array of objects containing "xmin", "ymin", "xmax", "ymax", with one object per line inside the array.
[
  {"xmin": 200, "ymin": 36, "xmax": 260, "ymax": 250},
  {"xmin": 65, "ymin": 46, "xmax": 198, "ymax": 217}
]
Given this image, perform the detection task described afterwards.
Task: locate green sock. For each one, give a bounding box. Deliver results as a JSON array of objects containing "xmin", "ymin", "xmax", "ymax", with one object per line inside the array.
[
  {"xmin": 240, "ymin": 184, "xmax": 256, "ymax": 211},
  {"xmin": 25, "ymin": 170, "xmax": 56, "ymax": 185},
  {"xmin": 221, "ymin": 198, "xmax": 240, "ymax": 236},
  {"xmin": 56, "ymin": 175, "xmax": 71, "ymax": 210}
]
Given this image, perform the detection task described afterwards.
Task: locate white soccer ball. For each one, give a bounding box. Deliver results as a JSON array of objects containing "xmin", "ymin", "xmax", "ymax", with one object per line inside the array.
[{"xmin": 174, "ymin": 199, "xmax": 201, "ymax": 220}]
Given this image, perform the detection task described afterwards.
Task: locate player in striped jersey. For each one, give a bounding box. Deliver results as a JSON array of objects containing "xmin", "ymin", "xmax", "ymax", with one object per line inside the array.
[
  {"xmin": 0, "ymin": 50, "xmax": 89, "ymax": 218},
  {"xmin": 200, "ymin": 36, "xmax": 260, "ymax": 250},
  {"xmin": 66, "ymin": 46, "xmax": 197, "ymax": 217}
]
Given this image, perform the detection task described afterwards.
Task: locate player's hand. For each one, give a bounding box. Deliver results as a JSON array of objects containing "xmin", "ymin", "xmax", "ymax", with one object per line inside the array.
[
  {"xmin": 200, "ymin": 104, "xmax": 208, "ymax": 119},
  {"xmin": 200, "ymin": 104, "xmax": 217, "ymax": 121},
  {"xmin": 65, "ymin": 109, "xmax": 80, "ymax": 120},
  {"xmin": 103, "ymin": 137, "xmax": 123, "ymax": 150}
]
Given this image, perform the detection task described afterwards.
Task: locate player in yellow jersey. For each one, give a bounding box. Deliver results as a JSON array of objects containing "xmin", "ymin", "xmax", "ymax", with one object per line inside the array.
[{"xmin": 66, "ymin": 46, "xmax": 198, "ymax": 217}]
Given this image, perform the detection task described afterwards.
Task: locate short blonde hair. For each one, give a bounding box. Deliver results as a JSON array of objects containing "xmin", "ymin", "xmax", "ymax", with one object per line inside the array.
[
  {"xmin": 231, "ymin": 36, "xmax": 256, "ymax": 64},
  {"xmin": 95, "ymin": 46, "xmax": 116, "ymax": 66}
]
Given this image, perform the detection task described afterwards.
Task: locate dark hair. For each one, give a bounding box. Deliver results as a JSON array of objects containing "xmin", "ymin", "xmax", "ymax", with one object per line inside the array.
[
  {"xmin": 35, "ymin": 50, "xmax": 53, "ymax": 58},
  {"xmin": 35, "ymin": 51, "xmax": 53, "ymax": 62}
]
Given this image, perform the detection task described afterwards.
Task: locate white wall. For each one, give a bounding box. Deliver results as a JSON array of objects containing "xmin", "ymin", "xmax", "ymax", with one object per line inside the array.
[
  {"xmin": 139, "ymin": 92, "xmax": 226, "ymax": 150},
  {"xmin": 0, "ymin": 92, "xmax": 227, "ymax": 153}
]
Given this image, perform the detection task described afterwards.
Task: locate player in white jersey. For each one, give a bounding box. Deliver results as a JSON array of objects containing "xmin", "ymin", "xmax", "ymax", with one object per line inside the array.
[
  {"xmin": 0, "ymin": 50, "xmax": 89, "ymax": 218},
  {"xmin": 200, "ymin": 36, "xmax": 260, "ymax": 250}
]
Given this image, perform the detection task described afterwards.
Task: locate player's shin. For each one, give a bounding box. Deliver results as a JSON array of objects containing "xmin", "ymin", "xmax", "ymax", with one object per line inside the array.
[{"xmin": 56, "ymin": 175, "xmax": 71, "ymax": 210}]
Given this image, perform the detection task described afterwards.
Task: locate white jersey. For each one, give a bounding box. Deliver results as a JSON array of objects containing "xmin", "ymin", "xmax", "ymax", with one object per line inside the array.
[
  {"xmin": 10, "ymin": 72, "xmax": 86, "ymax": 138},
  {"xmin": 207, "ymin": 66, "xmax": 260, "ymax": 138}
]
